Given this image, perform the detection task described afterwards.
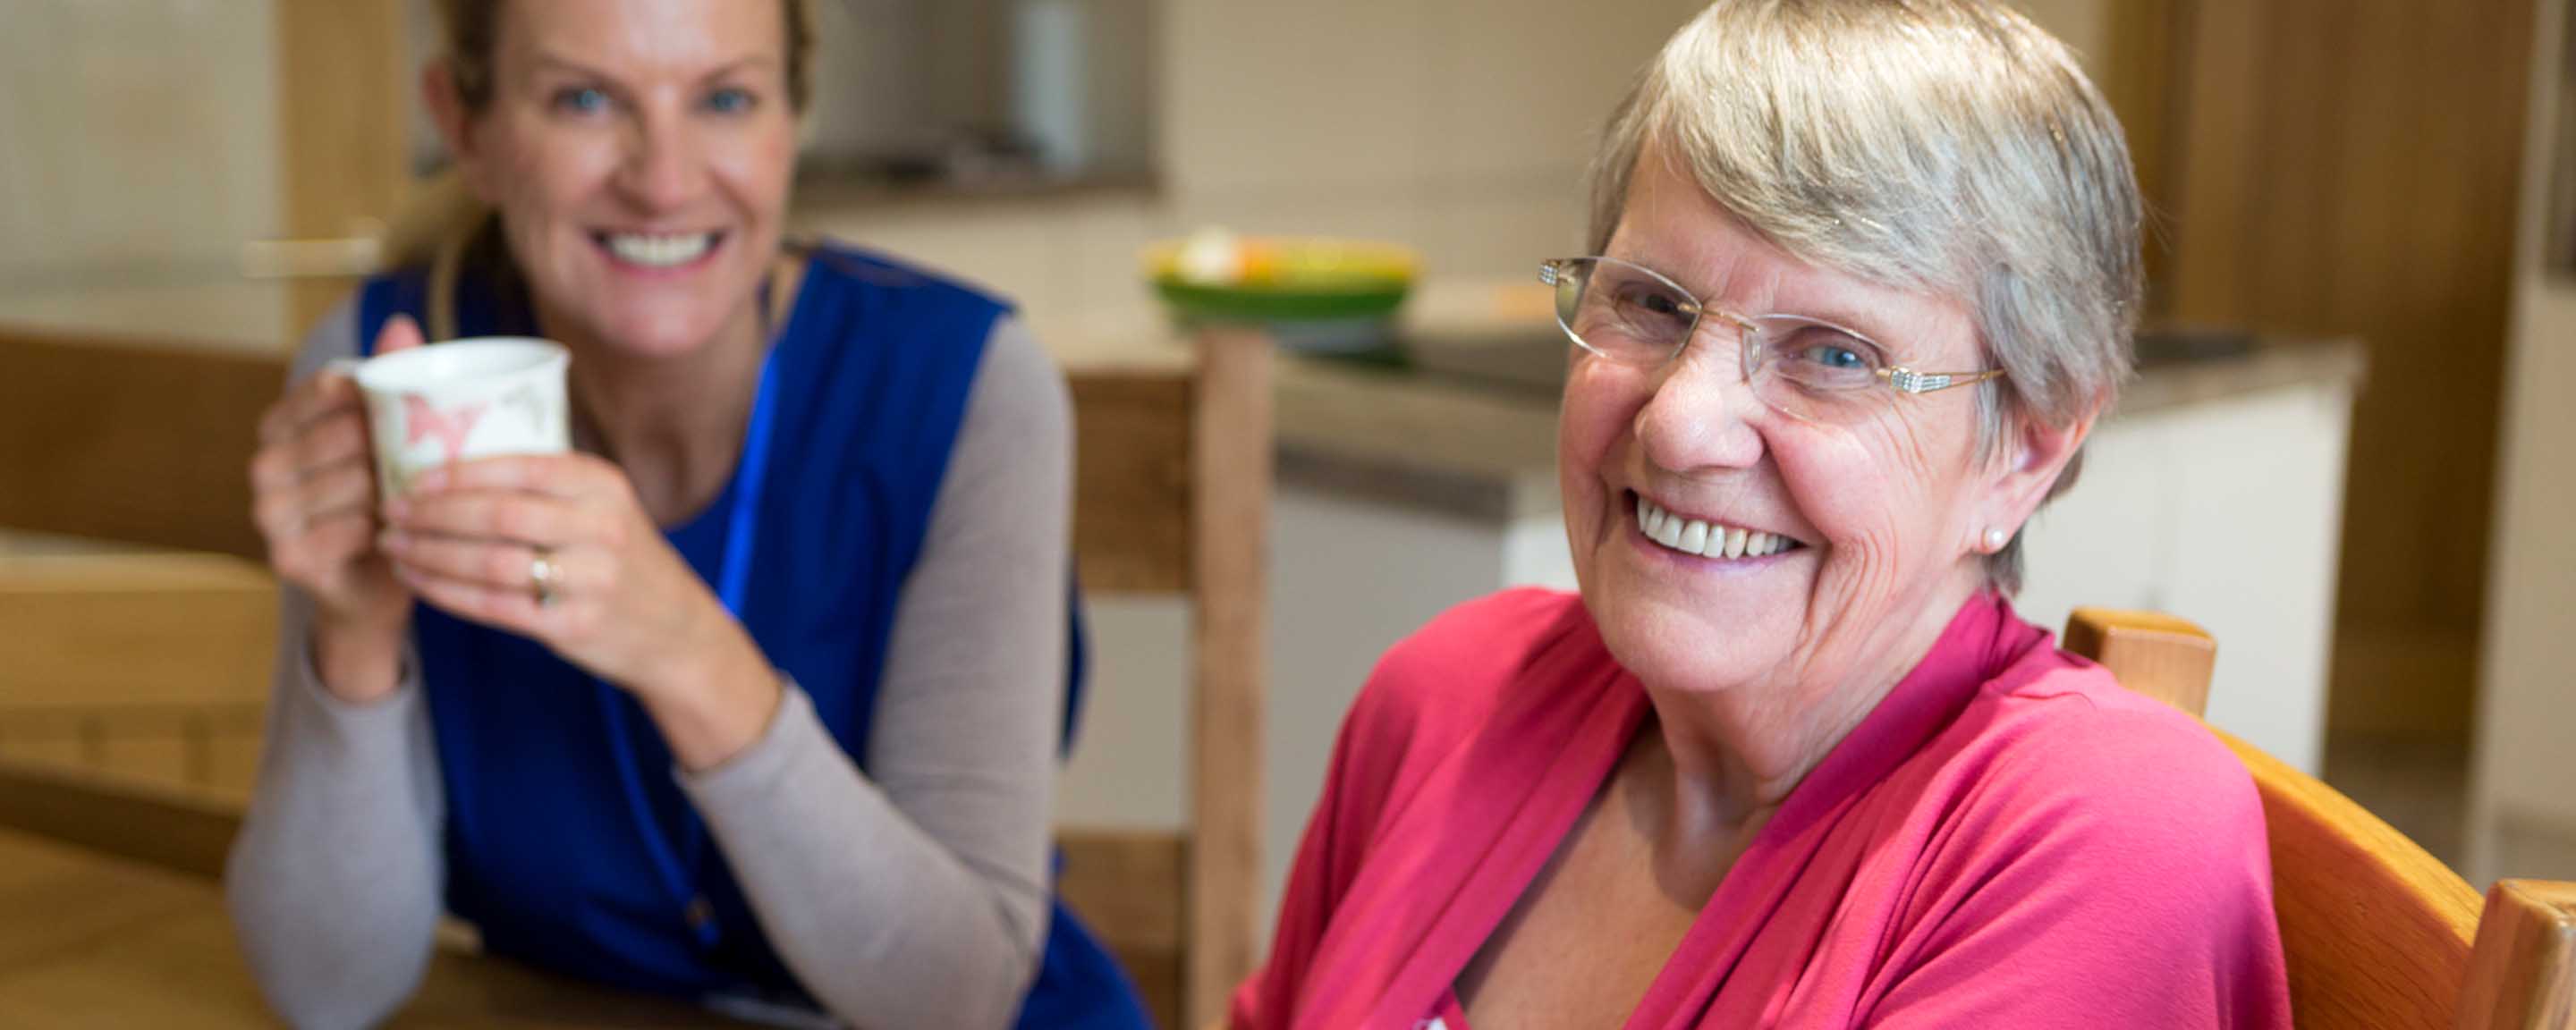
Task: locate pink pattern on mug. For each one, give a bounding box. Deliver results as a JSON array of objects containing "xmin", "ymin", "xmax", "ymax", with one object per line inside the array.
[{"xmin": 404, "ymin": 395, "xmax": 488, "ymax": 463}]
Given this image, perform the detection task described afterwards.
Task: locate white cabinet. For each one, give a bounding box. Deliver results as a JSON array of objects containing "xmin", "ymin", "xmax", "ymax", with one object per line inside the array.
[{"xmin": 2016, "ymin": 377, "xmax": 2358, "ymax": 774}]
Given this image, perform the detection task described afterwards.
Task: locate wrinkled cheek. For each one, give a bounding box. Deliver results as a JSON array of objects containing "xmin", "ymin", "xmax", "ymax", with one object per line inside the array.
[
  {"xmin": 1558, "ymin": 361, "xmax": 1641, "ymax": 553},
  {"xmin": 1772, "ymin": 433, "xmax": 1914, "ymax": 652}
]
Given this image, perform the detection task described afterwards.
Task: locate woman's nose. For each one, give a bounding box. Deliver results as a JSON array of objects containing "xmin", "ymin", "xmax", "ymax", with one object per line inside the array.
[
  {"xmin": 1632, "ymin": 333, "xmax": 1766, "ymax": 474},
  {"xmin": 617, "ymin": 111, "xmax": 706, "ymax": 211}
]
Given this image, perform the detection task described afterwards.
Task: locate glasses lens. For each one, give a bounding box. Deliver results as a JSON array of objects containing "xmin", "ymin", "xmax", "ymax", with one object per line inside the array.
[
  {"xmin": 1748, "ymin": 317, "xmax": 1888, "ymax": 422},
  {"xmin": 1555, "ymin": 258, "xmax": 1694, "ymax": 365}
]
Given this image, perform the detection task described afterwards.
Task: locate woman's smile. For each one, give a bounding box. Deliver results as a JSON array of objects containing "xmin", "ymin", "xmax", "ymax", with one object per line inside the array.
[
  {"xmin": 593, "ymin": 228, "xmax": 728, "ymax": 275},
  {"xmin": 1625, "ymin": 490, "xmax": 1809, "ymax": 563}
]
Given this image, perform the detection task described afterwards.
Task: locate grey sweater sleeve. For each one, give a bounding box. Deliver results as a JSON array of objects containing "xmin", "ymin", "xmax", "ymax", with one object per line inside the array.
[
  {"xmin": 225, "ymin": 299, "xmax": 450, "ymax": 1030},
  {"xmin": 680, "ymin": 315, "xmax": 1070, "ymax": 1030}
]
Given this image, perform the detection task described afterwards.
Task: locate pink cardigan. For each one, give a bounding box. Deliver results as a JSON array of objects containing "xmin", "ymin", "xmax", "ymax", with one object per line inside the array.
[{"xmin": 1233, "ymin": 590, "xmax": 2291, "ymax": 1029}]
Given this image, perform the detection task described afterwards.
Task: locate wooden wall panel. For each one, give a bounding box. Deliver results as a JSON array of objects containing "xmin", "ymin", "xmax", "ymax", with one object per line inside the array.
[
  {"xmin": 2163, "ymin": 0, "xmax": 2532, "ymax": 744},
  {"xmin": 275, "ymin": 0, "xmax": 409, "ymax": 338},
  {"xmin": 2103, "ymin": 0, "xmax": 2182, "ymax": 294}
]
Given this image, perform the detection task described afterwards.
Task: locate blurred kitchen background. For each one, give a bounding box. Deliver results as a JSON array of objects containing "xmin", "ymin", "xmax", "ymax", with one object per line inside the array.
[{"xmin": 1, "ymin": 0, "xmax": 2571, "ymax": 978}]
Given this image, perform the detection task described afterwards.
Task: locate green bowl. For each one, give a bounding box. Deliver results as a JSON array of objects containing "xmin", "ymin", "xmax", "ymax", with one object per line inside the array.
[
  {"xmin": 1150, "ymin": 277, "xmax": 1412, "ymax": 325},
  {"xmin": 1144, "ymin": 237, "xmax": 1419, "ymax": 351}
]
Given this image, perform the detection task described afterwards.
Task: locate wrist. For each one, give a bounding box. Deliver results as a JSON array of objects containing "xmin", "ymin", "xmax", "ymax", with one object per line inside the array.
[
  {"xmin": 634, "ymin": 613, "xmax": 781, "ymax": 772},
  {"xmin": 309, "ymin": 610, "xmax": 409, "ymax": 705}
]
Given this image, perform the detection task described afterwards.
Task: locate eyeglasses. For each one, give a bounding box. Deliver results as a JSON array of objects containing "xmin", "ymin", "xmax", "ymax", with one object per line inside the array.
[{"xmin": 1539, "ymin": 257, "xmax": 2002, "ymax": 424}]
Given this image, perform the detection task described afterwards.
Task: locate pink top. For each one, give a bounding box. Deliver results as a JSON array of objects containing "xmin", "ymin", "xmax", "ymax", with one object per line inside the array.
[{"xmin": 1232, "ymin": 590, "xmax": 2291, "ymax": 1029}]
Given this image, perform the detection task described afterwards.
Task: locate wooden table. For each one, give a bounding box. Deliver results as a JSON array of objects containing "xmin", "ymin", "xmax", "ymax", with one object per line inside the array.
[{"xmin": 0, "ymin": 827, "xmax": 758, "ymax": 1027}]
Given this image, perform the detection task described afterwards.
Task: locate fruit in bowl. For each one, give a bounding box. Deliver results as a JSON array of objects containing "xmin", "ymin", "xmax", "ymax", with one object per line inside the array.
[{"xmin": 1142, "ymin": 229, "xmax": 1419, "ymax": 352}]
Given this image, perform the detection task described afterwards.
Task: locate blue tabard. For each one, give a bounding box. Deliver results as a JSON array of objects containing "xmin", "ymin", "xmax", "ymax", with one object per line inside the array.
[{"xmin": 354, "ymin": 241, "xmax": 1145, "ymax": 1026}]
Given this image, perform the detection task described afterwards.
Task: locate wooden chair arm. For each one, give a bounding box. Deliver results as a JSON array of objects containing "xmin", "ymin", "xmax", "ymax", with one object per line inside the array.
[{"xmin": 2457, "ymin": 878, "xmax": 2576, "ymax": 1029}]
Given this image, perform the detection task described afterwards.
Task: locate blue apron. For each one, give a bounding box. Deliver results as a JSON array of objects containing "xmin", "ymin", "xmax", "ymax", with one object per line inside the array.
[{"xmin": 356, "ymin": 240, "xmax": 1146, "ymax": 1027}]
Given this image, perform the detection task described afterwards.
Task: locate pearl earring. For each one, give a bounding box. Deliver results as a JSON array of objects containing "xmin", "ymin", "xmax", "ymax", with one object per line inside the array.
[{"xmin": 1985, "ymin": 528, "xmax": 2009, "ymax": 552}]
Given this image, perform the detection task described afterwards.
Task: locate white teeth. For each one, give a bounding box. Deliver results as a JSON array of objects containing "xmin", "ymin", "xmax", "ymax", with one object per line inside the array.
[
  {"xmin": 1633, "ymin": 495, "xmax": 1796, "ymax": 562},
  {"xmin": 1676, "ymin": 520, "xmax": 1709, "ymax": 554},
  {"xmin": 606, "ymin": 232, "xmax": 715, "ymax": 267},
  {"xmin": 1654, "ymin": 511, "xmax": 1686, "ymax": 549}
]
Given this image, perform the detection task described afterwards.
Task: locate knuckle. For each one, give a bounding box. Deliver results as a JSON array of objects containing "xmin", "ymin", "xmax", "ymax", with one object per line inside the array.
[
  {"xmin": 495, "ymin": 504, "xmax": 535, "ymax": 539},
  {"xmin": 251, "ymin": 448, "xmax": 296, "ymax": 486},
  {"xmin": 305, "ymin": 418, "xmax": 353, "ymax": 460},
  {"xmin": 252, "ymin": 492, "xmax": 299, "ymax": 532}
]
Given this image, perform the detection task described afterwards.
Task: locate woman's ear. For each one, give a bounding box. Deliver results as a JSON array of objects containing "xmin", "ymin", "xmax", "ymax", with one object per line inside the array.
[
  {"xmin": 1979, "ymin": 398, "xmax": 2099, "ymax": 545},
  {"xmin": 421, "ymin": 62, "xmax": 492, "ymax": 201}
]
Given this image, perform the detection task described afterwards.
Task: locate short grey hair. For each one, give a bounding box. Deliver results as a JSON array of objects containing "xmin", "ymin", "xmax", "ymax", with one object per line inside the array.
[{"xmin": 1588, "ymin": 0, "xmax": 2143, "ymax": 594}]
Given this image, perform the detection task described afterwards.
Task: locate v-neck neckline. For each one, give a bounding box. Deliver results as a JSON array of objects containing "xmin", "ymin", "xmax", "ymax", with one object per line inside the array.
[{"xmin": 1388, "ymin": 594, "xmax": 2021, "ymax": 1029}]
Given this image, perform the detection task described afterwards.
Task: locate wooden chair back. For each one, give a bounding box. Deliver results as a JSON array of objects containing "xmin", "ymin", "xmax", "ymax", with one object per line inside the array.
[
  {"xmin": 0, "ymin": 326, "xmax": 276, "ymax": 560},
  {"xmin": 1054, "ymin": 328, "xmax": 1271, "ymax": 1030},
  {"xmin": 2065, "ymin": 608, "xmax": 2576, "ymax": 1030},
  {"xmin": 0, "ymin": 320, "xmax": 1272, "ymax": 1030},
  {"xmin": 0, "ymin": 327, "xmax": 279, "ymax": 799}
]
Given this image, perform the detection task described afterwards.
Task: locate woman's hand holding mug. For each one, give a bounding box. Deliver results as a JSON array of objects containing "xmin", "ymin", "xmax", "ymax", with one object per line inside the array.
[
  {"xmin": 249, "ymin": 317, "xmax": 428, "ymax": 704},
  {"xmin": 378, "ymin": 456, "xmax": 779, "ymax": 770}
]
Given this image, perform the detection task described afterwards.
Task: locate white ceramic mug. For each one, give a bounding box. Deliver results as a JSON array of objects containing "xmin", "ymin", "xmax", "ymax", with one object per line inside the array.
[{"xmin": 334, "ymin": 337, "xmax": 572, "ymax": 502}]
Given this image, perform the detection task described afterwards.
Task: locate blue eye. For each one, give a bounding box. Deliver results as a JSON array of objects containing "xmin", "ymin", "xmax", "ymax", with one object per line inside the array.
[
  {"xmin": 1764, "ymin": 324, "xmax": 1883, "ymax": 389},
  {"xmin": 1801, "ymin": 343, "xmax": 1868, "ymax": 369},
  {"xmin": 704, "ymin": 88, "xmax": 757, "ymax": 114},
  {"xmin": 553, "ymin": 87, "xmax": 611, "ymax": 114}
]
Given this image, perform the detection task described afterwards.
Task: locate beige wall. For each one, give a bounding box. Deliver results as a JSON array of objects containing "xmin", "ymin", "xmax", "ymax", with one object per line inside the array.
[
  {"xmin": 0, "ymin": 0, "xmax": 289, "ymax": 347},
  {"xmin": 2471, "ymin": 0, "xmax": 2576, "ymax": 887}
]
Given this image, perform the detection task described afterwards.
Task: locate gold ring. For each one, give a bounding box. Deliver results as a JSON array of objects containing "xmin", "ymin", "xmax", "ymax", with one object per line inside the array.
[{"xmin": 530, "ymin": 548, "xmax": 562, "ymax": 608}]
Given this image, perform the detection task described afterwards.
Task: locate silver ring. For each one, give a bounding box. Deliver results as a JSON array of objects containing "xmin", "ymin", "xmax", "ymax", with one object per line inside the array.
[{"xmin": 530, "ymin": 548, "xmax": 562, "ymax": 608}]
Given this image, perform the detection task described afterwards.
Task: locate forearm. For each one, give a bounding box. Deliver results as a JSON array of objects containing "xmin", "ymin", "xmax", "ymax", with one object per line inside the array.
[
  {"xmin": 632, "ymin": 607, "xmax": 783, "ymax": 773},
  {"xmin": 682, "ymin": 688, "xmax": 1047, "ymax": 1030},
  {"xmin": 225, "ymin": 591, "xmax": 446, "ymax": 1029}
]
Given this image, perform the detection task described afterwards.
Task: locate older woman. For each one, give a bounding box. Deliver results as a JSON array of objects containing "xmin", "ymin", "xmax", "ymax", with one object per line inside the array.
[
  {"xmin": 226, "ymin": 1, "xmax": 1145, "ymax": 1026},
  {"xmin": 1233, "ymin": 3, "xmax": 2290, "ymax": 1027}
]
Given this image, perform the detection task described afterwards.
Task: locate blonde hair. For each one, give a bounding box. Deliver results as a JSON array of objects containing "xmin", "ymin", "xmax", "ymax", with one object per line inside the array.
[
  {"xmin": 1589, "ymin": 0, "xmax": 2143, "ymax": 593},
  {"xmin": 382, "ymin": 0, "xmax": 815, "ymax": 271}
]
